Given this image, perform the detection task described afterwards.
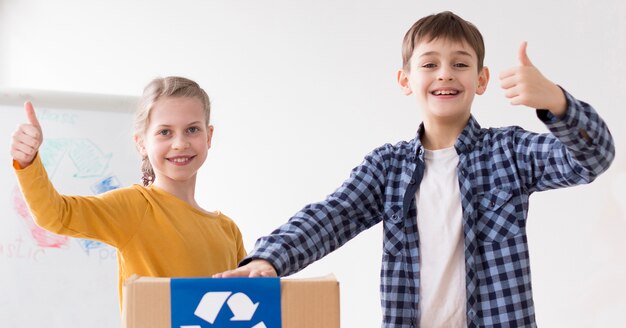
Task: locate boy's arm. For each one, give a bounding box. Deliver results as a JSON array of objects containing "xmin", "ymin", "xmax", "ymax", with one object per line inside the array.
[
  {"xmin": 533, "ymin": 90, "xmax": 614, "ymax": 189},
  {"xmin": 500, "ymin": 42, "xmax": 615, "ymax": 191},
  {"xmin": 221, "ymin": 149, "xmax": 389, "ymax": 277}
]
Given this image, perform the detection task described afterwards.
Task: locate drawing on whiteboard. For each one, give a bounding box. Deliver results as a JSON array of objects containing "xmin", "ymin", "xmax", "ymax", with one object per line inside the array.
[
  {"xmin": 40, "ymin": 138, "xmax": 112, "ymax": 178},
  {"xmin": 12, "ymin": 186, "xmax": 69, "ymax": 248},
  {"xmin": 11, "ymin": 138, "xmax": 119, "ymax": 254},
  {"xmin": 76, "ymin": 176, "xmax": 123, "ymax": 254},
  {"xmin": 91, "ymin": 176, "xmax": 122, "ymax": 194},
  {"xmin": 68, "ymin": 139, "xmax": 112, "ymax": 178}
]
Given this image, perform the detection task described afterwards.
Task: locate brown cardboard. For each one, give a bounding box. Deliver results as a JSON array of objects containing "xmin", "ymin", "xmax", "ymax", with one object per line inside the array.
[{"xmin": 122, "ymin": 274, "xmax": 340, "ymax": 328}]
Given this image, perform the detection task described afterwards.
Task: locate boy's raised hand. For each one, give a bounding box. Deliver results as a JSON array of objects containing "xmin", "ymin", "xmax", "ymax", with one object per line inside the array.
[
  {"xmin": 499, "ymin": 42, "xmax": 567, "ymax": 117},
  {"xmin": 11, "ymin": 101, "xmax": 43, "ymax": 168}
]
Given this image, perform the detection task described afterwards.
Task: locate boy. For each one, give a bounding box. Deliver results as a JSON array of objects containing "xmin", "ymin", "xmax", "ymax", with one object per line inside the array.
[{"xmin": 215, "ymin": 11, "xmax": 614, "ymax": 327}]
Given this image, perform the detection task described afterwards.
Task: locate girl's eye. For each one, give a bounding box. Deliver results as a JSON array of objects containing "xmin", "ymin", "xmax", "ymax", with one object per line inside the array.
[
  {"xmin": 158, "ymin": 130, "xmax": 170, "ymax": 136},
  {"xmin": 187, "ymin": 127, "xmax": 200, "ymax": 133}
]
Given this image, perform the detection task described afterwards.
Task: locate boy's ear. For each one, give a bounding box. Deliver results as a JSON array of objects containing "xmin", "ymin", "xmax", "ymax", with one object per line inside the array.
[
  {"xmin": 206, "ymin": 125, "xmax": 214, "ymax": 149},
  {"xmin": 134, "ymin": 134, "xmax": 146, "ymax": 156},
  {"xmin": 476, "ymin": 66, "xmax": 490, "ymax": 95},
  {"xmin": 397, "ymin": 69, "xmax": 413, "ymax": 96}
]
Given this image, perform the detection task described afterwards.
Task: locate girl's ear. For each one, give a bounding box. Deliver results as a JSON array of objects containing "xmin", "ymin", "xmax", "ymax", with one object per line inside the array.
[
  {"xmin": 397, "ymin": 69, "xmax": 413, "ymax": 96},
  {"xmin": 207, "ymin": 125, "xmax": 214, "ymax": 149},
  {"xmin": 134, "ymin": 134, "xmax": 146, "ymax": 156}
]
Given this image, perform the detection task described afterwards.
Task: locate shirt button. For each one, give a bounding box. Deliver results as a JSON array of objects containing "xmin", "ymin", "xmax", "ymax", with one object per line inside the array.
[
  {"xmin": 469, "ymin": 309, "xmax": 476, "ymax": 317},
  {"xmin": 410, "ymin": 179, "xmax": 416, "ymax": 185},
  {"xmin": 490, "ymin": 201, "xmax": 496, "ymax": 207},
  {"xmin": 461, "ymin": 169, "xmax": 467, "ymax": 176}
]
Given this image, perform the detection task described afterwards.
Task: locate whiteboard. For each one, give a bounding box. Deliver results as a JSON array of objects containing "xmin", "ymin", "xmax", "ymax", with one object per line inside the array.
[{"xmin": 0, "ymin": 90, "xmax": 139, "ymax": 328}]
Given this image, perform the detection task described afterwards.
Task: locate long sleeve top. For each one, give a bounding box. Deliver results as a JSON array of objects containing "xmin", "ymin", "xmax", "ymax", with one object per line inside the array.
[
  {"xmin": 241, "ymin": 89, "xmax": 615, "ymax": 327},
  {"xmin": 15, "ymin": 154, "xmax": 246, "ymax": 306}
]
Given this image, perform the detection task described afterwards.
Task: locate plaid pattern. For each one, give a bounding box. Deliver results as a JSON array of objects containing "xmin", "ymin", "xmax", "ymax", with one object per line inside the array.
[{"xmin": 243, "ymin": 90, "xmax": 614, "ymax": 327}]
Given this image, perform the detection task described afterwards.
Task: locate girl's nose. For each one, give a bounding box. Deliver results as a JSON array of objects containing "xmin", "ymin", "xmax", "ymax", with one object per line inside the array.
[{"xmin": 172, "ymin": 138, "xmax": 190, "ymax": 150}]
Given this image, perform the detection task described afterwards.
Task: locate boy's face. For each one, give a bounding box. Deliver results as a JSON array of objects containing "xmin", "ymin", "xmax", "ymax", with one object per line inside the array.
[{"xmin": 397, "ymin": 38, "xmax": 489, "ymax": 122}]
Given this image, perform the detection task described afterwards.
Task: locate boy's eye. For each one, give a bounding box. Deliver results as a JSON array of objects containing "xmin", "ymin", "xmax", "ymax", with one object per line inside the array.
[
  {"xmin": 454, "ymin": 63, "xmax": 469, "ymax": 68},
  {"xmin": 187, "ymin": 126, "xmax": 200, "ymax": 133},
  {"xmin": 422, "ymin": 63, "xmax": 436, "ymax": 68}
]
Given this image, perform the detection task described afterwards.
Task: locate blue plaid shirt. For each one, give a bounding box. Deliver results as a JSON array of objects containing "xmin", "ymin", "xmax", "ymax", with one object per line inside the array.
[{"xmin": 243, "ymin": 90, "xmax": 614, "ymax": 327}]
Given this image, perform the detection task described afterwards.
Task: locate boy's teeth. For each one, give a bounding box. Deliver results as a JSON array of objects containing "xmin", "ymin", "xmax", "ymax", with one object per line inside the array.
[{"xmin": 434, "ymin": 90, "xmax": 458, "ymax": 95}]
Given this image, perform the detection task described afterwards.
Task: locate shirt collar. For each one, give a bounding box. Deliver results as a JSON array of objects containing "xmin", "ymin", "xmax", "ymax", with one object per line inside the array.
[
  {"xmin": 413, "ymin": 115, "xmax": 482, "ymax": 159},
  {"xmin": 454, "ymin": 115, "xmax": 481, "ymax": 154}
]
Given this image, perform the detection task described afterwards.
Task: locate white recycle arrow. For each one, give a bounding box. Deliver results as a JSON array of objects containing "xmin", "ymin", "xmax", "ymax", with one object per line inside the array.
[
  {"xmin": 227, "ymin": 293, "xmax": 259, "ymax": 321},
  {"xmin": 194, "ymin": 292, "xmax": 232, "ymax": 324},
  {"xmin": 193, "ymin": 291, "xmax": 261, "ymax": 324}
]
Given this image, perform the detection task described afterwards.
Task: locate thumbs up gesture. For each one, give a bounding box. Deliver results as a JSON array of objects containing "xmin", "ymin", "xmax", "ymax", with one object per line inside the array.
[
  {"xmin": 499, "ymin": 42, "xmax": 567, "ymax": 117},
  {"xmin": 11, "ymin": 101, "xmax": 44, "ymax": 168}
]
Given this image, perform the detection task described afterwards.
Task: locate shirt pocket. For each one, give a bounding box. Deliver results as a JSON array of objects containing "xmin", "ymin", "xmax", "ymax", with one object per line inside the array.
[
  {"xmin": 475, "ymin": 186, "xmax": 521, "ymax": 244},
  {"xmin": 383, "ymin": 206, "xmax": 405, "ymax": 255}
]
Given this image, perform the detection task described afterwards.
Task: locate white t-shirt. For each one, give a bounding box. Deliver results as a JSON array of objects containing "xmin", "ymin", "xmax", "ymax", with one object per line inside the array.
[{"xmin": 415, "ymin": 146, "xmax": 467, "ymax": 328}]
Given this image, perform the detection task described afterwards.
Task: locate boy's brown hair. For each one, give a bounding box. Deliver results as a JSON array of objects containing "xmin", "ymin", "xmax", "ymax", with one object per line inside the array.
[{"xmin": 401, "ymin": 11, "xmax": 485, "ymax": 72}]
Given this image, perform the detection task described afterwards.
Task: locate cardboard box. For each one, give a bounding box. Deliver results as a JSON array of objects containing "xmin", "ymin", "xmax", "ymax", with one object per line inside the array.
[{"xmin": 122, "ymin": 274, "xmax": 340, "ymax": 328}]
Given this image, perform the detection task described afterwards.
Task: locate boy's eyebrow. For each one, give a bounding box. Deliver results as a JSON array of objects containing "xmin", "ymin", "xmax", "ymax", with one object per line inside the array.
[{"xmin": 418, "ymin": 50, "xmax": 474, "ymax": 58}]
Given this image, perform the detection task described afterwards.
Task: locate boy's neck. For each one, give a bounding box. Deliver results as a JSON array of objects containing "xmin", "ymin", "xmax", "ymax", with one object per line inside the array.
[{"xmin": 421, "ymin": 115, "xmax": 469, "ymax": 150}]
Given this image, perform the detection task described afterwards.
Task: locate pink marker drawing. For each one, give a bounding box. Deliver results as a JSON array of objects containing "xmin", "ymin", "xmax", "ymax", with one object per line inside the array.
[{"xmin": 12, "ymin": 186, "xmax": 69, "ymax": 249}]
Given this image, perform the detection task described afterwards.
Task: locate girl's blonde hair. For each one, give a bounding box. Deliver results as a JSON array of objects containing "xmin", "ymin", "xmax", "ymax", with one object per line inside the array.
[{"xmin": 134, "ymin": 76, "xmax": 211, "ymax": 186}]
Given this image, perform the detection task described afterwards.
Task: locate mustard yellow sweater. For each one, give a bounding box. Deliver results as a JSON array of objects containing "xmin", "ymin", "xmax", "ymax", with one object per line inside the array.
[{"xmin": 15, "ymin": 154, "xmax": 246, "ymax": 305}]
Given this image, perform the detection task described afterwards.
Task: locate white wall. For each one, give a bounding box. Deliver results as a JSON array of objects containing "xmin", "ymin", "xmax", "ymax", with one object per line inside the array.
[{"xmin": 2, "ymin": 0, "xmax": 625, "ymax": 327}]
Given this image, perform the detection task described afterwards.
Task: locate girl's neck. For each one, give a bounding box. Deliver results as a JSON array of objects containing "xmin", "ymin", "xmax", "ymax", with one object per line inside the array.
[{"xmin": 153, "ymin": 178, "xmax": 201, "ymax": 210}]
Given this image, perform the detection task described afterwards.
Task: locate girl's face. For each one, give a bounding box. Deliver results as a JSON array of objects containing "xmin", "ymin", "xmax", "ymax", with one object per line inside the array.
[{"xmin": 138, "ymin": 96, "xmax": 212, "ymax": 189}]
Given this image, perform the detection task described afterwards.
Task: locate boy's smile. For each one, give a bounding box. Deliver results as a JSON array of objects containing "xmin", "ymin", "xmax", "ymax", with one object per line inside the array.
[{"xmin": 398, "ymin": 38, "xmax": 489, "ymax": 123}]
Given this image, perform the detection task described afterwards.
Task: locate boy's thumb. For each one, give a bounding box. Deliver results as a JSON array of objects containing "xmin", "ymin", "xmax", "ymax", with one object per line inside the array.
[
  {"xmin": 518, "ymin": 41, "xmax": 534, "ymax": 67},
  {"xmin": 24, "ymin": 101, "xmax": 41, "ymax": 128}
]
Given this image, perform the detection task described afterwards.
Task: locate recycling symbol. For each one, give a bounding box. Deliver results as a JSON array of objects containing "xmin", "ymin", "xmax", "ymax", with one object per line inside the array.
[
  {"xmin": 181, "ymin": 292, "xmax": 266, "ymax": 328},
  {"xmin": 171, "ymin": 277, "xmax": 281, "ymax": 328}
]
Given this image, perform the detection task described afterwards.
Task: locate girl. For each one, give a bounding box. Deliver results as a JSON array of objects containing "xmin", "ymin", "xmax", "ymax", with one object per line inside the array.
[{"xmin": 11, "ymin": 76, "xmax": 246, "ymax": 305}]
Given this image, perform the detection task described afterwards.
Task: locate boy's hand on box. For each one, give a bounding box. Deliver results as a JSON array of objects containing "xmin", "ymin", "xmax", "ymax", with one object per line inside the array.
[
  {"xmin": 11, "ymin": 101, "xmax": 44, "ymax": 169},
  {"xmin": 213, "ymin": 259, "xmax": 278, "ymax": 278},
  {"xmin": 499, "ymin": 41, "xmax": 567, "ymax": 117}
]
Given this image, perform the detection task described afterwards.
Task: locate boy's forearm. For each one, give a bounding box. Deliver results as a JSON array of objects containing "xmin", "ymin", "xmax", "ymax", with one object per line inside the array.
[{"xmin": 538, "ymin": 89, "xmax": 615, "ymax": 176}]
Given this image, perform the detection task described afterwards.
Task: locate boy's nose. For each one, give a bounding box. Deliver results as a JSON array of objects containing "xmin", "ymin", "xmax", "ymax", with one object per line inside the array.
[
  {"xmin": 437, "ymin": 67, "xmax": 454, "ymax": 81},
  {"xmin": 437, "ymin": 72, "xmax": 454, "ymax": 81}
]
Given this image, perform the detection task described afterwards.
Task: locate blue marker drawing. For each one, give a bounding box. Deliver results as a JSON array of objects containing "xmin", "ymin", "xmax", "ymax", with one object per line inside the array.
[
  {"xmin": 69, "ymin": 139, "xmax": 112, "ymax": 178},
  {"xmin": 91, "ymin": 176, "xmax": 122, "ymax": 194},
  {"xmin": 76, "ymin": 239, "xmax": 106, "ymax": 255},
  {"xmin": 39, "ymin": 139, "xmax": 72, "ymax": 178},
  {"xmin": 76, "ymin": 176, "xmax": 123, "ymax": 254}
]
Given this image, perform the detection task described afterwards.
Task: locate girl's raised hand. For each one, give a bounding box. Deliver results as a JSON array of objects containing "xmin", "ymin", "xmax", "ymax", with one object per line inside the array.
[{"xmin": 11, "ymin": 101, "xmax": 43, "ymax": 168}]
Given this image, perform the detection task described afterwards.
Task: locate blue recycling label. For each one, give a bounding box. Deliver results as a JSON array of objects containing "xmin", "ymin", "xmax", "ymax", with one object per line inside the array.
[{"xmin": 170, "ymin": 277, "xmax": 281, "ymax": 328}]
